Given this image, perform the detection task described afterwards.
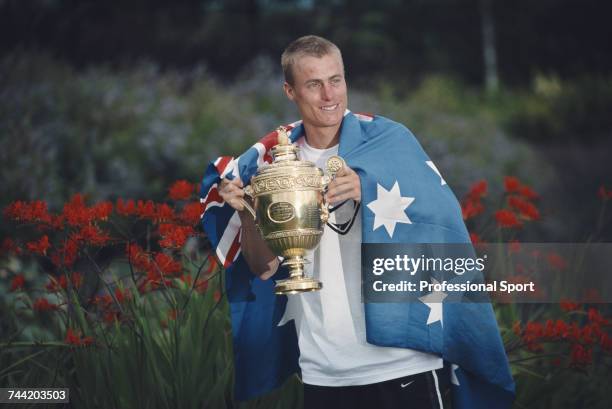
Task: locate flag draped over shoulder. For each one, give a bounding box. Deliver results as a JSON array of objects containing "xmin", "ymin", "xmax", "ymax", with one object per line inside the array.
[{"xmin": 200, "ymin": 111, "xmax": 515, "ymax": 408}]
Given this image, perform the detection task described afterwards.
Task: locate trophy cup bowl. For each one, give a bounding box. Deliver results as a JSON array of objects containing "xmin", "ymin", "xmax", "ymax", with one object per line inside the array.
[{"xmin": 240, "ymin": 127, "xmax": 330, "ymax": 295}]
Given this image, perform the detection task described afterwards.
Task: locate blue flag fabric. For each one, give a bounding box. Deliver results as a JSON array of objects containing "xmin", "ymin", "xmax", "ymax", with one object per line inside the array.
[{"xmin": 200, "ymin": 111, "xmax": 515, "ymax": 407}]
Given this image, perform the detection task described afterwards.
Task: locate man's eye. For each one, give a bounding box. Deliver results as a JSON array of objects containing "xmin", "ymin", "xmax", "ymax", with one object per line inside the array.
[
  {"xmin": 331, "ymin": 78, "xmax": 342, "ymax": 85},
  {"xmin": 308, "ymin": 82, "xmax": 321, "ymax": 89}
]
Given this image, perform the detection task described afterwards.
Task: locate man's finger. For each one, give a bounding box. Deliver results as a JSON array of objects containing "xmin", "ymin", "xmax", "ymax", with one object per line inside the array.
[
  {"xmin": 329, "ymin": 177, "xmax": 355, "ymax": 189},
  {"xmin": 229, "ymin": 198, "xmax": 245, "ymax": 211},
  {"xmin": 327, "ymin": 192, "xmax": 358, "ymax": 205},
  {"xmin": 327, "ymin": 185, "xmax": 360, "ymax": 203}
]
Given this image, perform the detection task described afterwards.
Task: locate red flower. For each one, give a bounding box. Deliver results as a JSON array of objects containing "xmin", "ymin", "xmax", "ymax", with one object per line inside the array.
[
  {"xmin": 570, "ymin": 344, "xmax": 592, "ymax": 367},
  {"xmin": 135, "ymin": 200, "xmax": 156, "ymax": 219},
  {"xmin": 598, "ymin": 186, "xmax": 612, "ymax": 200},
  {"xmin": 70, "ymin": 272, "xmax": 83, "ymax": 289},
  {"xmin": 512, "ymin": 321, "xmax": 522, "ymax": 336},
  {"xmin": 214, "ymin": 290, "xmax": 222, "ymax": 303},
  {"xmin": 91, "ymin": 202, "xmax": 113, "ymax": 220},
  {"xmin": 50, "ymin": 238, "xmax": 79, "ymax": 267},
  {"xmin": 155, "ymin": 204, "xmax": 175, "ymax": 223},
  {"xmin": 74, "ymin": 225, "xmax": 111, "ymax": 247},
  {"xmin": 544, "ymin": 319, "xmax": 556, "ymax": 338},
  {"xmin": 519, "ymin": 185, "xmax": 539, "ymax": 200},
  {"xmin": 153, "ymin": 252, "xmax": 182, "ymax": 276},
  {"xmin": 205, "ymin": 255, "xmax": 218, "ymax": 275},
  {"xmin": 588, "ymin": 308, "xmax": 610, "ymax": 326},
  {"xmin": 102, "ymin": 311, "xmax": 121, "ymax": 324},
  {"xmin": 560, "ymin": 300, "xmax": 580, "ymax": 312},
  {"xmin": 180, "ymin": 274, "xmax": 193, "ymax": 287},
  {"xmin": 169, "ymin": 180, "xmax": 196, "ymax": 201},
  {"xmin": 522, "ymin": 321, "xmax": 544, "ymax": 351},
  {"xmin": 26, "ymin": 235, "xmax": 51, "ymax": 255},
  {"xmin": 469, "ymin": 232, "xmax": 481, "ymax": 244},
  {"xmin": 116, "ymin": 199, "xmax": 136, "ymax": 216},
  {"xmin": 33, "ymin": 298, "xmax": 58, "ymax": 312},
  {"xmin": 3, "ymin": 200, "xmax": 52, "ymax": 224},
  {"xmin": 62, "ymin": 194, "xmax": 92, "ymax": 226},
  {"xmin": 504, "ymin": 176, "xmax": 521, "ymax": 193},
  {"xmin": 467, "ymin": 180, "xmax": 488, "ymax": 200},
  {"xmin": 581, "ymin": 325, "xmax": 596, "ymax": 345},
  {"xmin": 158, "ymin": 223, "xmax": 194, "ymax": 248},
  {"xmin": 10, "ymin": 274, "xmax": 25, "ymax": 292},
  {"xmin": 140, "ymin": 270, "xmax": 174, "ymax": 292},
  {"xmin": 547, "ymin": 252, "xmax": 567, "ymax": 271},
  {"xmin": 495, "ymin": 210, "xmax": 522, "ymax": 228},
  {"xmin": 126, "ymin": 243, "xmax": 151, "ymax": 272},
  {"xmin": 461, "ymin": 199, "xmax": 484, "ymax": 220},
  {"xmin": 554, "ymin": 319, "xmax": 569, "ymax": 337},
  {"xmin": 179, "ymin": 202, "xmax": 205, "ymax": 225},
  {"xmin": 114, "ymin": 287, "xmax": 130, "ymax": 304},
  {"xmin": 508, "ymin": 196, "xmax": 540, "ymax": 220},
  {"xmin": 65, "ymin": 328, "xmax": 93, "ymax": 346}
]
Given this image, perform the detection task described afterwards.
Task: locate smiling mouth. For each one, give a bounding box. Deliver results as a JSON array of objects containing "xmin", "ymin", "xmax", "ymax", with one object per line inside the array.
[{"xmin": 320, "ymin": 104, "xmax": 339, "ymax": 111}]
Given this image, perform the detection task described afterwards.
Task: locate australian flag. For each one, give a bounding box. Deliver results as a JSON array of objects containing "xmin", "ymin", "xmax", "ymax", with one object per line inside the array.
[{"xmin": 200, "ymin": 110, "xmax": 515, "ymax": 408}]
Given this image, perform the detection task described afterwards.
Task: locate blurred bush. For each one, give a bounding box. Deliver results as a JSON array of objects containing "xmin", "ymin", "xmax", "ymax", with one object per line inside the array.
[
  {"xmin": 504, "ymin": 74, "xmax": 612, "ymax": 143},
  {"xmin": 0, "ymin": 53, "xmax": 288, "ymax": 211}
]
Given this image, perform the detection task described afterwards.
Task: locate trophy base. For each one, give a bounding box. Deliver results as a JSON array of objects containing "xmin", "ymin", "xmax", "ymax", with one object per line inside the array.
[{"xmin": 275, "ymin": 278, "xmax": 322, "ymax": 295}]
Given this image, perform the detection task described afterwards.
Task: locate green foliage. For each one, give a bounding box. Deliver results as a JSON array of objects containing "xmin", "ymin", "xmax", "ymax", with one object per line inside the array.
[
  {"xmin": 67, "ymin": 280, "xmax": 232, "ymax": 409},
  {"xmin": 504, "ymin": 74, "xmax": 612, "ymax": 143}
]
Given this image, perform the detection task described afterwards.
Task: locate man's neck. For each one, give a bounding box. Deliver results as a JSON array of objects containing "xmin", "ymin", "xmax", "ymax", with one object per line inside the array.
[{"xmin": 303, "ymin": 123, "xmax": 341, "ymax": 149}]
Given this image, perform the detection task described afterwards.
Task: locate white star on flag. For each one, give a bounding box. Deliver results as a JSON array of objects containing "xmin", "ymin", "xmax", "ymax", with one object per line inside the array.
[
  {"xmin": 418, "ymin": 278, "xmax": 448, "ymax": 326},
  {"xmin": 426, "ymin": 161, "xmax": 446, "ymax": 186},
  {"xmin": 451, "ymin": 364, "xmax": 460, "ymax": 386},
  {"xmin": 366, "ymin": 181, "xmax": 414, "ymax": 238}
]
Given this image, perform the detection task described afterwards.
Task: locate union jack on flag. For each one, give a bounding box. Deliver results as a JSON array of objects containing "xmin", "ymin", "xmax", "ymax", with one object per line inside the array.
[{"xmin": 200, "ymin": 110, "xmax": 515, "ymax": 408}]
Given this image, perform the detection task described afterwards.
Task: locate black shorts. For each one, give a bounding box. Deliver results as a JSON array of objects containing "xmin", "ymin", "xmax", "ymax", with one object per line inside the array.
[{"xmin": 303, "ymin": 367, "xmax": 450, "ymax": 409}]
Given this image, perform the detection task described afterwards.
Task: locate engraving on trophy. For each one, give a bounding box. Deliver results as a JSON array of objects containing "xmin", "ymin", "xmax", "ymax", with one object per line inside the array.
[
  {"xmin": 267, "ymin": 202, "xmax": 296, "ymax": 224},
  {"xmin": 252, "ymin": 174, "xmax": 322, "ymax": 195},
  {"xmin": 304, "ymin": 204, "xmax": 321, "ymax": 226}
]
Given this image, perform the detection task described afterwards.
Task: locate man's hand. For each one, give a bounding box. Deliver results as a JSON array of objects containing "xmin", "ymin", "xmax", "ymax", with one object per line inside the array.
[
  {"xmin": 218, "ymin": 177, "xmax": 248, "ymax": 211},
  {"xmin": 326, "ymin": 166, "xmax": 361, "ymax": 205},
  {"xmin": 218, "ymin": 176, "xmax": 279, "ymax": 279}
]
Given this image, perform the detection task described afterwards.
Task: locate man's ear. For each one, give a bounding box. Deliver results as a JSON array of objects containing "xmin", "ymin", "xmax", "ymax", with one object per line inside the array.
[{"xmin": 283, "ymin": 82, "xmax": 295, "ymax": 101}]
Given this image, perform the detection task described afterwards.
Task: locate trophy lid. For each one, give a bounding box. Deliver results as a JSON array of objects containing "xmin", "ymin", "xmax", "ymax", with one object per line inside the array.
[{"xmin": 271, "ymin": 126, "xmax": 299, "ymax": 162}]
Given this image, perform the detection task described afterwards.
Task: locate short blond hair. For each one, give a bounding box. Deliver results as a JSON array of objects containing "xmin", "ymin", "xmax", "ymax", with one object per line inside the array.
[{"xmin": 281, "ymin": 35, "xmax": 343, "ymax": 85}]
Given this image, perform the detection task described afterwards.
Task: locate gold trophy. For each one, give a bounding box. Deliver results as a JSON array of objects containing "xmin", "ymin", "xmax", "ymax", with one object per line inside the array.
[{"xmin": 239, "ymin": 126, "xmax": 344, "ymax": 295}]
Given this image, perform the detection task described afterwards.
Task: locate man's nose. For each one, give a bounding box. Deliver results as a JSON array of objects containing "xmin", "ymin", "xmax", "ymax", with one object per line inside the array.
[{"xmin": 321, "ymin": 83, "xmax": 333, "ymax": 100}]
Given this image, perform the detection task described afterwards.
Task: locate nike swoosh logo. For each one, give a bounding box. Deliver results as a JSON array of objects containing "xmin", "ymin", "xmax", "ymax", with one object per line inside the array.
[{"xmin": 400, "ymin": 380, "xmax": 415, "ymax": 388}]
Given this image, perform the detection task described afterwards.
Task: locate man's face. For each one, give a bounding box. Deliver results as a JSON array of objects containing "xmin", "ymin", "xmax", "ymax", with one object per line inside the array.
[{"xmin": 283, "ymin": 52, "xmax": 348, "ymax": 132}]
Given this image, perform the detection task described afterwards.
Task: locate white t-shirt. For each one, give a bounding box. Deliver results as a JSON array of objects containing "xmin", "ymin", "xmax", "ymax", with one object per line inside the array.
[{"xmin": 281, "ymin": 136, "xmax": 442, "ymax": 386}]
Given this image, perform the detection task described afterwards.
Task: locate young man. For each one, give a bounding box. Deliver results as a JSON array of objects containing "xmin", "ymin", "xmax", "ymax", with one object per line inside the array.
[{"xmin": 201, "ymin": 35, "xmax": 514, "ymax": 409}]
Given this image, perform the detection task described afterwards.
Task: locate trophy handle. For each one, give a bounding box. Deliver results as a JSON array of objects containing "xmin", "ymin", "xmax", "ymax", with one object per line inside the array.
[
  {"xmin": 238, "ymin": 186, "xmax": 256, "ymax": 220},
  {"xmin": 320, "ymin": 202, "xmax": 329, "ymax": 224},
  {"xmin": 321, "ymin": 175, "xmax": 331, "ymax": 190}
]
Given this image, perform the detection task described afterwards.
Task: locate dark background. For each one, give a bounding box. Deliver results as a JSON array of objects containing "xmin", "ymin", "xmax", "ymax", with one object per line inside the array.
[{"xmin": 3, "ymin": 0, "xmax": 612, "ymax": 86}]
